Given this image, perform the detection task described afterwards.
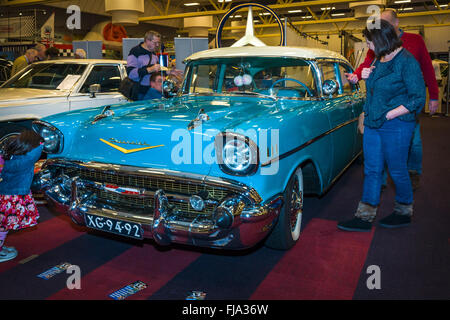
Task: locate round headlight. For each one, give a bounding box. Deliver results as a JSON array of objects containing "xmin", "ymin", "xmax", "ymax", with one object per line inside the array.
[
  {"xmin": 41, "ymin": 127, "xmax": 59, "ymax": 152},
  {"xmin": 216, "ymin": 133, "xmax": 259, "ymax": 176},
  {"xmin": 32, "ymin": 121, "xmax": 63, "ymax": 154},
  {"xmin": 223, "ymin": 139, "xmax": 253, "ymax": 172}
]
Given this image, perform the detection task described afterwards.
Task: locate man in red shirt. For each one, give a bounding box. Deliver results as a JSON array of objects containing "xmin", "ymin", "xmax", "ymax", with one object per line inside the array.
[{"xmin": 346, "ymin": 9, "xmax": 439, "ymax": 190}]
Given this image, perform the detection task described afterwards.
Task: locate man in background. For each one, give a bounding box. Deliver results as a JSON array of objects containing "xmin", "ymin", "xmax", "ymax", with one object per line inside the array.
[
  {"xmin": 142, "ymin": 73, "xmax": 163, "ymax": 100},
  {"xmin": 126, "ymin": 30, "xmax": 162, "ymax": 100},
  {"xmin": 45, "ymin": 47, "xmax": 60, "ymax": 60},
  {"xmin": 11, "ymin": 48, "xmax": 37, "ymax": 76},
  {"xmin": 74, "ymin": 48, "xmax": 86, "ymax": 59},
  {"xmin": 34, "ymin": 43, "xmax": 47, "ymax": 61}
]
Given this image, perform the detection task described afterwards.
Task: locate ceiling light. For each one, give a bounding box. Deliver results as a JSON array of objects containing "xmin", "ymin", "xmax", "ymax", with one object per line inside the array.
[
  {"xmin": 399, "ymin": 7, "xmax": 414, "ymax": 11},
  {"xmin": 394, "ymin": 0, "xmax": 411, "ymax": 3},
  {"xmin": 184, "ymin": 2, "xmax": 200, "ymax": 6},
  {"xmin": 321, "ymin": 7, "xmax": 336, "ymax": 10},
  {"xmin": 218, "ymin": 0, "xmax": 232, "ymax": 2},
  {"xmin": 288, "ymin": 10, "xmax": 303, "ymax": 13},
  {"xmin": 332, "ymin": 13, "xmax": 345, "ymax": 16}
]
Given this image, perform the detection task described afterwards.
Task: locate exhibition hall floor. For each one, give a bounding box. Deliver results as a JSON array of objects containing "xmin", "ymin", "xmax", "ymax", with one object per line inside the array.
[{"xmin": 0, "ymin": 114, "xmax": 448, "ymax": 300}]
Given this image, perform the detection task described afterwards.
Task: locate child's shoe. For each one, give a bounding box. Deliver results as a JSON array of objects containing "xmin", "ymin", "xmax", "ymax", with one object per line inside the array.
[{"xmin": 0, "ymin": 246, "xmax": 18, "ymax": 262}]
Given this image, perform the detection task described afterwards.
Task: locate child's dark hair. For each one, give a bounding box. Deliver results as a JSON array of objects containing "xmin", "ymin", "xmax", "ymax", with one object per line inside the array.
[
  {"xmin": 363, "ymin": 19, "xmax": 403, "ymax": 59},
  {"xmin": 1, "ymin": 129, "xmax": 43, "ymax": 160}
]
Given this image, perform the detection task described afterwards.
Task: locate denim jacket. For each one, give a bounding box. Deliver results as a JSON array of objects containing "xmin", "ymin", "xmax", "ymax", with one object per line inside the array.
[
  {"xmin": 0, "ymin": 145, "xmax": 43, "ymax": 195},
  {"xmin": 364, "ymin": 49, "xmax": 426, "ymax": 129}
]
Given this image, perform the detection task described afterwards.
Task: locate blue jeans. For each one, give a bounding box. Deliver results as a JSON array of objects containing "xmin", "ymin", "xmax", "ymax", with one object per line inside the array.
[
  {"xmin": 407, "ymin": 122, "xmax": 422, "ymax": 174},
  {"xmin": 381, "ymin": 121, "xmax": 422, "ymax": 184},
  {"xmin": 362, "ymin": 119, "xmax": 415, "ymax": 206}
]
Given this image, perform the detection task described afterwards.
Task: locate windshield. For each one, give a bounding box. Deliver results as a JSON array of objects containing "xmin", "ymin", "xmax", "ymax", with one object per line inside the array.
[
  {"xmin": 183, "ymin": 57, "xmax": 317, "ymax": 98},
  {"xmin": 2, "ymin": 63, "xmax": 87, "ymax": 90}
]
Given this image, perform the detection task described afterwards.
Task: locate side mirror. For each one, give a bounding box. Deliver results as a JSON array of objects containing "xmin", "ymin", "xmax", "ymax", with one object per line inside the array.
[
  {"xmin": 322, "ymin": 79, "xmax": 338, "ymax": 97},
  {"xmin": 89, "ymin": 84, "xmax": 101, "ymax": 98}
]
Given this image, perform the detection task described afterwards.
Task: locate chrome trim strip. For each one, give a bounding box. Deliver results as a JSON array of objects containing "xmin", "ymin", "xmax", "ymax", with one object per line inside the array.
[{"xmin": 261, "ymin": 117, "xmax": 359, "ymax": 167}]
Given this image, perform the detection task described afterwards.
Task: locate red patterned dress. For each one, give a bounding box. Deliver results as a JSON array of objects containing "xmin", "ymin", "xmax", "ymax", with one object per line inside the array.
[{"xmin": 0, "ymin": 193, "xmax": 40, "ymax": 232}]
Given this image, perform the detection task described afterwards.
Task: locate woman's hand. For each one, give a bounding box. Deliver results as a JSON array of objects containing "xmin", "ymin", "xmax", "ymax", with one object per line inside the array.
[
  {"xmin": 358, "ymin": 112, "xmax": 365, "ymax": 134},
  {"xmin": 345, "ymin": 72, "xmax": 359, "ymax": 84},
  {"xmin": 386, "ymin": 105, "xmax": 410, "ymax": 120},
  {"xmin": 361, "ymin": 66, "xmax": 375, "ymax": 80}
]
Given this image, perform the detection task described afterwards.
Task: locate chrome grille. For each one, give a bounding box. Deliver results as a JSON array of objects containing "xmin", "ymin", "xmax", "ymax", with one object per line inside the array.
[
  {"xmin": 56, "ymin": 165, "xmax": 230, "ymax": 217},
  {"xmin": 70, "ymin": 167, "xmax": 229, "ymax": 200}
]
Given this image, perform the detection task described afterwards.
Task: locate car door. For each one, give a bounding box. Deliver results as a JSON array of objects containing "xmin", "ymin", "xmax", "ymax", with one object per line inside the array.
[
  {"xmin": 337, "ymin": 62, "xmax": 364, "ymax": 159},
  {"xmin": 69, "ymin": 63, "xmax": 127, "ymax": 111},
  {"xmin": 317, "ymin": 60, "xmax": 356, "ymax": 178}
]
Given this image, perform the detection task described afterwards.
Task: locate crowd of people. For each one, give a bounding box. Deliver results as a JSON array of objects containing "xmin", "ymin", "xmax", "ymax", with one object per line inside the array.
[
  {"xmin": 9, "ymin": 43, "xmax": 86, "ymax": 77},
  {"xmin": 7, "ymin": 30, "xmax": 180, "ymax": 100}
]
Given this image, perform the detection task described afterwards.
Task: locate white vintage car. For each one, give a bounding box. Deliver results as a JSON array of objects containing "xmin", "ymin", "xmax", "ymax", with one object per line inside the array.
[{"xmin": 0, "ymin": 59, "xmax": 128, "ymax": 143}]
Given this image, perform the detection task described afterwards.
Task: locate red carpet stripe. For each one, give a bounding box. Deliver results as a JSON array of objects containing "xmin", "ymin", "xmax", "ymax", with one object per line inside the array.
[
  {"xmin": 0, "ymin": 214, "xmax": 86, "ymax": 273},
  {"xmin": 48, "ymin": 245, "xmax": 201, "ymax": 300},
  {"xmin": 250, "ymin": 218, "xmax": 375, "ymax": 300}
]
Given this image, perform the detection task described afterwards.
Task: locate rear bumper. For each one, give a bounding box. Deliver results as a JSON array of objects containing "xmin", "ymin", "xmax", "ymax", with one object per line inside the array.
[{"xmin": 37, "ymin": 159, "xmax": 283, "ymax": 250}]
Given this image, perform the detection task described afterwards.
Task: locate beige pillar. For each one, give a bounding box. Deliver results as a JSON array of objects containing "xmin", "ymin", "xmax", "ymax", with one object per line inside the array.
[{"xmin": 105, "ymin": 0, "xmax": 144, "ymax": 25}]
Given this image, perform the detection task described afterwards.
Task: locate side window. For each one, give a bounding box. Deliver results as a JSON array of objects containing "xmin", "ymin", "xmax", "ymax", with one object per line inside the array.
[
  {"xmin": 189, "ymin": 64, "xmax": 217, "ymax": 94},
  {"xmin": 318, "ymin": 62, "xmax": 339, "ymax": 97},
  {"xmin": 338, "ymin": 64, "xmax": 356, "ymax": 94},
  {"xmin": 80, "ymin": 65, "xmax": 121, "ymax": 93}
]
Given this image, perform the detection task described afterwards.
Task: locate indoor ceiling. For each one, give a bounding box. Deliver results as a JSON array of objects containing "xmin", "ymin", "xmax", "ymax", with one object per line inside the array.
[{"xmin": 0, "ymin": 0, "xmax": 448, "ymax": 27}]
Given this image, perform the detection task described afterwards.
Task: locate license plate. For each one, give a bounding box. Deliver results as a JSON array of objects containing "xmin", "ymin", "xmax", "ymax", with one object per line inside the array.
[{"xmin": 85, "ymin": 213, "xmax": 143, "ymax": 240}]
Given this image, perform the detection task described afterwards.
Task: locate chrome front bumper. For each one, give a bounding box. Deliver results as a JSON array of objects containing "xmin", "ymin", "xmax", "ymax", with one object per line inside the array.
[{"xmin": 34, "ymin": 159, "xmax": 283, "ymax": 250}]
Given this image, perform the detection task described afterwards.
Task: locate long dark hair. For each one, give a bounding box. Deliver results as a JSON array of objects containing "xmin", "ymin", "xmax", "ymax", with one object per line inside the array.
[
  {"xmin": 363, "ymin": 19, "xmax": 403, "ymax": 59},
  {"xmin": 1, "ymin": 130, "xmax": 43, "ymax": 160}
]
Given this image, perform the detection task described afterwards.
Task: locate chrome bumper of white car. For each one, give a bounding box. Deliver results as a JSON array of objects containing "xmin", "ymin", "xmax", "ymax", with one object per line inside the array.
[{"xmin": 33, "ymin": 159, "xmax": 283, "ymax": 250}]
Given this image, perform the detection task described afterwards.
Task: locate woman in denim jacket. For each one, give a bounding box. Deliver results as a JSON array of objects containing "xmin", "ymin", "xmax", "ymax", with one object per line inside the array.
[
  {"xmin": 338, "ymin": 20, "xmax": 426, "ymax": 232},
  {"xmin": 0, "ymin": 130, "xmax": 43, "ymax": 262}
]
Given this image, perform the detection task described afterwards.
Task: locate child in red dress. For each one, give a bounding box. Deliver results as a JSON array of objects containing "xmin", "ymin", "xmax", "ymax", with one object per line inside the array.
[{"xmin": 0, "ymin": 130, "xmax": 43, "ymax": 262}]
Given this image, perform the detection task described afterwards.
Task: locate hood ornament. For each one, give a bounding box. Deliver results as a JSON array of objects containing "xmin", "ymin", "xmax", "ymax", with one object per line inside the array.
[
  {"xmin": 187, "ymin": 108, "xmax": 210, "ymax": 131},
  {"xmin": 91, "ymin": 105, "xmax": 114, "ymax": 124}
]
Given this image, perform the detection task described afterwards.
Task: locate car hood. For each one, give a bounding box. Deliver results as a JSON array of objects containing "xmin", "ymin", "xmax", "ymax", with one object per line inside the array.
[
  {"xmin": 57, "ymin": 95, "xmax": 278, "ymax": 173},
  {"xmin": 0, "ymin": 88, "xmax": 68, "ymax": 107}
]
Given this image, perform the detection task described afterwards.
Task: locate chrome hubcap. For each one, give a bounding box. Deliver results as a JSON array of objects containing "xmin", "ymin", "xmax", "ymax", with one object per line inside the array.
[{"xmin": 289, "ymin": 172, "xmax": 303, "ymax": 234}]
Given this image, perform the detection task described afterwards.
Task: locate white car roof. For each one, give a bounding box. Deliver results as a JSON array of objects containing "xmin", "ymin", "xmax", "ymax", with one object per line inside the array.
[
  {"xmin": 185, "ymin": 46, "xmax": 349, "ymax": 63},
  {"xmin": 33, "ymin": 59, "xmax": 126, "ymax": 64}
]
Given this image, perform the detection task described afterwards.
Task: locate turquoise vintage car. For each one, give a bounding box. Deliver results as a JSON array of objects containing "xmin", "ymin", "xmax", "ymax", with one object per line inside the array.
[{"xmin": 33, "ymin": 46, "xmax": 364, "ymax": 250}]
